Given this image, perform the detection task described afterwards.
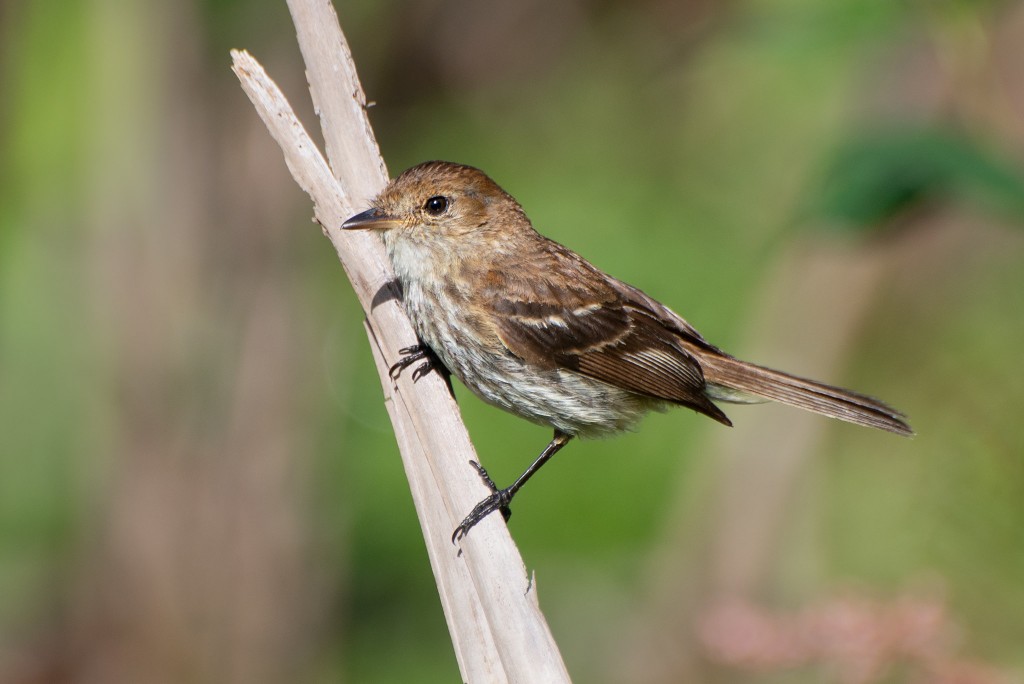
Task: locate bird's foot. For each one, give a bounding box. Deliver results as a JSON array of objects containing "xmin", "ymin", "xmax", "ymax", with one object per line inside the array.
[
  {"xmin": 389, "ymin": 344, "xmax": 445, "ymax": 383},
  {"xmin": 451, "ymin": 460, "xmax": 512, "ymax": 543}
]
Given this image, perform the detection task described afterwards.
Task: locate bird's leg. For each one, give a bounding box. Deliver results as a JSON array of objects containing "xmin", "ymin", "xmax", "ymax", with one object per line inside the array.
[
  {"xmin": 452, "ymin": 431, "xmax": 573, "ymax": 543},
  {"xmin": 389, "ymin": 343, "xmax": 450, "ymax": 385}
]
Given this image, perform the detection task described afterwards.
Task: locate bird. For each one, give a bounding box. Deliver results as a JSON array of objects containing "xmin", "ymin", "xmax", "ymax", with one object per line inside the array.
[{"xmin": 342, "ymin": 161, "xmax": 912, "ymax": 542}]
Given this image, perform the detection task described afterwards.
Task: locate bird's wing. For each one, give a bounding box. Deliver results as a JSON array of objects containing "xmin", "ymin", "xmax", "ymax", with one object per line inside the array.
[{"xmin": 484, "ymin": 243, "xmax": 731, "ymax": 425}]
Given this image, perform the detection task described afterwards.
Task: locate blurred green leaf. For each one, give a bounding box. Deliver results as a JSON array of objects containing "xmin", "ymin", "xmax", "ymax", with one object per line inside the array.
[{"xmin": 812, "ymin": 128, "xmax": 1024, "ymax": 231}]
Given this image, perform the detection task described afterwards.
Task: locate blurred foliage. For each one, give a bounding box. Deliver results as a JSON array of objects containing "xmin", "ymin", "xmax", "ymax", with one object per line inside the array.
[
  {"xmin": 2, "ymin": 0, "xmax": 1023, "ymax": 682},
  {"xmin": 814, "ymin": 127, "xmax": 1024, "ymax": 230}
]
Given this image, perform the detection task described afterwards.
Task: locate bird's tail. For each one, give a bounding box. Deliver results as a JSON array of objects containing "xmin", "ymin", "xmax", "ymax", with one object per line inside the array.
[{"xmin": 699, "ymin": 352, "xmax": 913, "ymax": 436}]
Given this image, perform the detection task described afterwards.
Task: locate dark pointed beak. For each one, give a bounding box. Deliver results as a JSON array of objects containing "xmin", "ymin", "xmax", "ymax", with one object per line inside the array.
[{"xmin": 342, "ymin": 207, "xmax": 402, "ymax": 231}]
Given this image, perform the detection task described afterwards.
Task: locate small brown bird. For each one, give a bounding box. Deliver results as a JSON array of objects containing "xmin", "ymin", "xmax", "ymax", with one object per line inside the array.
[{"xmin": 344, "ymin": 161, "xmax": 912, "ymax": 542}]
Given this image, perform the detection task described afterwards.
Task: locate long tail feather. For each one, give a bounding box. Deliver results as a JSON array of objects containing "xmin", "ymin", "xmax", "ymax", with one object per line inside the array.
[{"xmin": 699, "ymin": 353, "xmax": 913, "ymax": 436}]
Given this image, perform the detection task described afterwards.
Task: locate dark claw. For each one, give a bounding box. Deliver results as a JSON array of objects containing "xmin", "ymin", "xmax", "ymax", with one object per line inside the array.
[
  {"xmin": 410, "ymin": 361, "xmax": 433, "ymax": 382},
  {"xmin": 389, "ymin": 344, "xmax": 430, "ymax": 381},
  {"xmin": 390, "ymin": 344, "xmax": 453, "ymax": 389},
  {"xmin": 451, "ymin": 460, "xmax": 513, "ymax": 543}
]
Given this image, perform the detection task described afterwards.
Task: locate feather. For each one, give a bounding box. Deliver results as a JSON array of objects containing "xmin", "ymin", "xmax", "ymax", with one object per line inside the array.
[{"xmin": 486, "ymin": 242, "xmax": 732, "ymax": 425}]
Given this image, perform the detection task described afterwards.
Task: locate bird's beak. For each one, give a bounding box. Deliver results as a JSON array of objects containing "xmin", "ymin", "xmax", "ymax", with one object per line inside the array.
[{"xmin": 342, "ymin": 207, "xmax": 402, "ymax": 231}]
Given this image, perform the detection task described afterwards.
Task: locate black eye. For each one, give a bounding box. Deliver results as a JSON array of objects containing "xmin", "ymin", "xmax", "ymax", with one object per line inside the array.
[{"xmin": 424, "ymin": 195, "xmax": 449, "ymax": 215}]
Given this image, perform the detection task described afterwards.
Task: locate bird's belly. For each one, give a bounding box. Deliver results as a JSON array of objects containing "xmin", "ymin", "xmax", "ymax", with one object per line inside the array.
[
  {"xmin": 465, "ymin": 360, "xmax": 659, "ymax": 438},
  {"xmin": 434, "ymin": 327, "xmax": 656, "ymax": 437}
]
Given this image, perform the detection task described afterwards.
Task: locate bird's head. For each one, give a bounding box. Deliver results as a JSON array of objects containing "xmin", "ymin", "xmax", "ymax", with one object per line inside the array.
[{"xmin": 342, "ymin": 161, "xmax": 528, "ymax": 245}]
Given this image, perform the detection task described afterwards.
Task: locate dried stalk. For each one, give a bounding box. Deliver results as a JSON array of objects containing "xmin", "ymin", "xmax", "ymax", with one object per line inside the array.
[{"xmin": 230, "ymin": 2, "xmax": 570, "ymax": 681}]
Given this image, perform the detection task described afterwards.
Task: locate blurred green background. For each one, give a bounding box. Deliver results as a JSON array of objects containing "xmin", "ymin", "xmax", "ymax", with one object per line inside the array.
[{"xmin": 2, "ymin": 0, "xmax": 1024, "ymax": 682}]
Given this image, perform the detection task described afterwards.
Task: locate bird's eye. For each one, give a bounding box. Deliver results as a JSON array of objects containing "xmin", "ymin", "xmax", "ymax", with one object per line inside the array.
[{"xmin": 424, "ymin": 196, "xmax": 449, "ymax": 216}]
